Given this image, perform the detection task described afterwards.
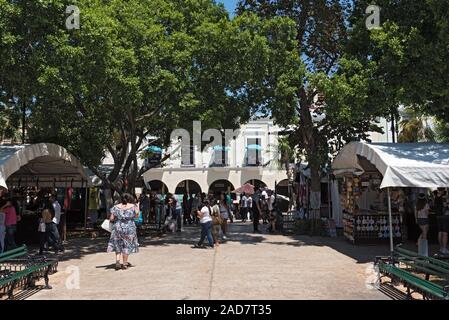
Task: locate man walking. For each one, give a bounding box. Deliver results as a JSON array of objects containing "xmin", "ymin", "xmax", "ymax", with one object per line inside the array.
[
  {"xmin": 240, "ymin": 192, "xmax": 248, "ymax": 222},
  {"xmin": 49, "ymin": 195, "xmax": 64, "ymax": 253},
  {"xmin": 251, "ymin": 190, "xmax": 262, "ymax": 233}
]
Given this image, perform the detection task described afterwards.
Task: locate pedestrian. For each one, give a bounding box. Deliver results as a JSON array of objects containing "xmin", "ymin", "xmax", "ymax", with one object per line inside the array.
[
  {"xmin": 172, "ymin": 194, "xmax": 182, "ymax": 232},
  {"xmin": 261, "ymin": 188, "xmax": 269, "ymax": 224},
  {"xmin": 0, "ymin": 199, "xmax": 6, "ymax": 253},
  {"xmin": 49, "ymin": 194, "xmax": 65, "ymax": 252},
  {"xmin": 252, "ymin": 190, "xmax": 262, "ymax": 233},
  {"xmin": 437, "ymin": 195, "xmax": 449, "ymax": 255},
  {"xmin": 38, "ymin": 203, "xmax": 52, "ymax": 255},
  {"xmin": 139, "ymin": 191, "xmax": 151, "ymax": 224},
  {"xmin": 107, "ymin": 193, "xmax": 140, "ymax": 270},
  {"xmin": 267, "ymin": 190, "xmax": 277, "ymax": 233},
  {"xmin": 4, "ymin": 198, "xmax": 18, "ymax": 251},
  {"xmin": 219, "ymin": 193, "xmax": 231, "ymax": 240},
  {"xmin": 240, "ymin": 192, "xmax": 248, "ymax": 222},
  {"xmin": 247, "ymin": 194, "xmax": 253, "ymax": 221},
  {"xmin": 191, "ymin": 193, "xmax": 200, "ymax": 224},
  {"xmin": 183, "ymin": 192, "xmax": 192, "ymax": 225},
  {"xmin": 211, "ymin": 200, "xmax": 222, "ymax": 246},
  {"xmin": 415, "ymin": 193, "xmax": 430, "ymax": 245},
  {"xmin": 194, "ymin": 199, "xmax": 214, "ymax": 249}
]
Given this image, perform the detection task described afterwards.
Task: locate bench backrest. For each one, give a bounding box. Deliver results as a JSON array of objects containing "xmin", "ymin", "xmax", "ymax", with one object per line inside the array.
[
  {"xmin": 395, "ymin": 245, "xmax": 449, "ymax": 271},
  {"xmin": 379, "ymin": 262, "xmax": 448, "ymax": 299},
  {"xmin": 0, "ymin": 245, "xmax": 28, "ymax": 263}
]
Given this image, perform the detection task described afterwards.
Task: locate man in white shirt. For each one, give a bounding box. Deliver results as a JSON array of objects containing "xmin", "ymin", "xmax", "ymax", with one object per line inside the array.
[
  {"xmin": 49, "ymin": 195, "xmax": 64, "ymax": 253},
  {"xmin": 240, "ymin": 193, "xmax": 248, "ymax": 222}
]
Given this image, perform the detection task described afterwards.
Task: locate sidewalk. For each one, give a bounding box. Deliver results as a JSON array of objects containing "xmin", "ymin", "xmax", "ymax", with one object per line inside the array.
[{"xmin": 27, "ymin": 221, "xmax": 391, "ymax": 300}]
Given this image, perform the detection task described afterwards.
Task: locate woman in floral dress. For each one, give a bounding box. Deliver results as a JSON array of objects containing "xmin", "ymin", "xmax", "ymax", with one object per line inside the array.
[{"xmin": 107, "ymin": 193, "xmax": 139, "ymax": 270}]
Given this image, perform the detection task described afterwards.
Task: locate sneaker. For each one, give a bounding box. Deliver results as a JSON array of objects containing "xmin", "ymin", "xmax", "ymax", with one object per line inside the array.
[{"xmin": 222, "ymin": 235, "xmax": 227, "ymax": 240}]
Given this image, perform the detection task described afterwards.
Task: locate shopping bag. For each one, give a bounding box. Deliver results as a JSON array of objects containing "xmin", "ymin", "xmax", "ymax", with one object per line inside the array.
[{"xmin": 101, "ymin": 219, "xmax": 113, "ymax": 233}]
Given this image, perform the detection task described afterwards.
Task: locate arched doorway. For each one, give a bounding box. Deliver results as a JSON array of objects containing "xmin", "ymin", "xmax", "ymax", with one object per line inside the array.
[
  {"xmin": 147, "ymin": 180, "xmax": 168, "ymax": 194},
  {"xmin": 244, "ymin": 179, "xmax": 267, "ymax": 190},
  {"xmin": 175, "ymin": 180, "xmax": 202, "ymax": 195},
  {"xmin": 208, "ymin": 179, "xmax": 235, "ymax": 196}
]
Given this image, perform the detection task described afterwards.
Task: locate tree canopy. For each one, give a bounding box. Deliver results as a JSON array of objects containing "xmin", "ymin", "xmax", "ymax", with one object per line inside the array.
[{"xmin": 0, "ymin": 0, "xmax": 299, "ymax": 193}]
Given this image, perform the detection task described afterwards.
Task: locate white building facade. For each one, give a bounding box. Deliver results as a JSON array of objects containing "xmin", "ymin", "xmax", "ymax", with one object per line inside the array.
[{"xmin": 142, "ymin": 119, "xmax": 288, "ymax": 194}]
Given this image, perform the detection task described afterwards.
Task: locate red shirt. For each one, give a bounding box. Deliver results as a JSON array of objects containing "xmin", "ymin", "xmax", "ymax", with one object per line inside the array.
[{"xmin": 4, "ymin": 206, "xmax": 17, "ymax": 226}]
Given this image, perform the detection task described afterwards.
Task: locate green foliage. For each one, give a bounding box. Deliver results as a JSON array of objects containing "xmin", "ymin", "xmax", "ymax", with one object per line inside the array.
[
  {"xmin": 348, "ymin": 0, "xmax": 449, "ymax": 122},
  {"xmin": 1, "ymin": 0, "xmax": 300, "ymax": 192}
]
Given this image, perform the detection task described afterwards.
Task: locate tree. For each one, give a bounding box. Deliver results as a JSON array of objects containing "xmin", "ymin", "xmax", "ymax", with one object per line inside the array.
[
  {"xmin": 398, "ymin": 108, "xmax": 435, "ymax": 143},
  {"xmin": 346, "ymin": 1, "xmax": 449, "ymax": 124},
  {"xmin": 237, "ymin": 0, "xmax": 389, "ymax": 216},
  {"xmin": 2, "ymin": 0, "xmax": 298, "ymax": 195}
]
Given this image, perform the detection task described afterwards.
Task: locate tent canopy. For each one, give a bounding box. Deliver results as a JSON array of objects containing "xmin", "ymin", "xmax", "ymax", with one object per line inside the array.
[
  {"xmin": 0, "ymin": 143, "xmax": 90, "ymax": 189},
  {"xmin": 332, "ymin": 141, "xmax": 449, "ymax": 189}
]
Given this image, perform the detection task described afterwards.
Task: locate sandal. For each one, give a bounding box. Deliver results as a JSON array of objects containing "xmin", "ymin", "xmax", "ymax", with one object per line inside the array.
[
  {"xmin": 124, "ymin": 262, "xmax": 134, "ymax": 268},
  {"xmin": 115, "ymin": 262, "xmax": 122, "ymax": 271}
]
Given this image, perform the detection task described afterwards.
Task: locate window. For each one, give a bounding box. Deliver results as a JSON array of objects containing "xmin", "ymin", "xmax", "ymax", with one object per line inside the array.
[
  {"xmin": 211, "ymin": 145, "xmax": 229, "ymax": 167},
  {"xmin": 246, "ymin": 138, "xmax": 262, "ymax": 166},
  {"xmin": 181, "ymin": 145, "xmax": 195, "ymax": 167}
]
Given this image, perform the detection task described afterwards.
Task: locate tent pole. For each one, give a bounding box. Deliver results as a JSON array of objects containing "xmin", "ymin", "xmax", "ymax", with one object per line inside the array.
[{"xmin": 387, "ymin": 188, "xmax": 394, "ymax": 255}]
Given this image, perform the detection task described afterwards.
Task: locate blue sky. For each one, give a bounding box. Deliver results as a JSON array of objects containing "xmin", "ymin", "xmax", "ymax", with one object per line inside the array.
[{"xmin": 217, "ymin": 0, "xmax": 239, "ymax": 14}]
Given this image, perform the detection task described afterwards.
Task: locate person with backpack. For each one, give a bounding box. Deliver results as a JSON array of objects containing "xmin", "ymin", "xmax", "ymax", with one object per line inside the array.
[{"xmin": 194, "ymin": 199, "xmax": 214, "ymax": 249}]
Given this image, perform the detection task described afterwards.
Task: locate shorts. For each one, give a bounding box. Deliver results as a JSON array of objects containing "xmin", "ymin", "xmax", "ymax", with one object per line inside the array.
[
  {"xmin": 437, "ymin": 216, "xmax": 449, "ymax": 233},
  {"xmin": 417, "ymin": 218, "xmax": 429, "ymax": 226}
]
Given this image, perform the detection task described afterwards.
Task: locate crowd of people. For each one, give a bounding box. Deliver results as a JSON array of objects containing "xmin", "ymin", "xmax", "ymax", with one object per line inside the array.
[{"xmin": 105, "ymin": 187, "xmax": 283, "ymax": 268}]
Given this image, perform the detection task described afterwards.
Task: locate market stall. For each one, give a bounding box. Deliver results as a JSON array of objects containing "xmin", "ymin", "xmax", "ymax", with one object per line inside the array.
[
  {"xmin": 0, "ymin": 143, "xmax": 91, "ymax": 243},
  {"xmin": 332, "ymin": 141, "xmax": 449, "ymax": 252}
]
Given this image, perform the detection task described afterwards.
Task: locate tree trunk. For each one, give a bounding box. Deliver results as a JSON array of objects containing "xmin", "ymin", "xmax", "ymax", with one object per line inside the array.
[{"xmin": 309, "ymin": 160, "xmax": 321, "ymax": 219}]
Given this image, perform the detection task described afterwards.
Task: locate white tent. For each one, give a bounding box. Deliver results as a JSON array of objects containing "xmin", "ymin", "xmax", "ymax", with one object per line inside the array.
[
  {"xmin": 0, "ymin": 143, "xmax": 90, "ymax": 189},
  {"xmin": 332, "ymin": 141, "xmax": 449, "ymax": 253},
  {"xmin": 333, "ymin": 141, "xmax": 449, "ymax": 189}
]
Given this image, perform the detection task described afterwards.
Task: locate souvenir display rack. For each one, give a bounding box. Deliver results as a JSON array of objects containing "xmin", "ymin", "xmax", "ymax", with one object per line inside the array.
[{"xmin": 341, "ymin": 175, "xmax": 402, "ymax": 244}]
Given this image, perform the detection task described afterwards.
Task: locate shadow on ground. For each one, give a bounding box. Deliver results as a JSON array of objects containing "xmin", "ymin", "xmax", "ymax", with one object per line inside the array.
[{"xmin": 21, "ymin": 221, "xmax": 440, "ymax": 265}]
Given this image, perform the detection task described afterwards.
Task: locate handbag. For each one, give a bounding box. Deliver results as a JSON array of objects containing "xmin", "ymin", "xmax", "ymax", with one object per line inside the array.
[
  {"xmin": 101, "ymin": 219, "xmax": 113, "ymax": 232},
  {"xmin": 134, "ymin": 211, "xmax": 143, "ymax": 226}
]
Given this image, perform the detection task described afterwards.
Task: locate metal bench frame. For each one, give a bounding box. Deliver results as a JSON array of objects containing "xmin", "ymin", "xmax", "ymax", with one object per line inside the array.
[{"xmin": 0, "ymin": 245, "xmax": 58, "ymax": 300}]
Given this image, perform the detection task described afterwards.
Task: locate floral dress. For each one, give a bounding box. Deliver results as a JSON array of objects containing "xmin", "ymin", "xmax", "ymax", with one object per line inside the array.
[{"xmin": 107, "ymin": 205, "xmax": 139, "ymax": 254}]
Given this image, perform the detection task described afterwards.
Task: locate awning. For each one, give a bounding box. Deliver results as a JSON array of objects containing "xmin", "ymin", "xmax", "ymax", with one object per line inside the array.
[
  {"xmin": 332, "ymin": 141, "xmax": 449, "ymax": 189},
  {"xmin": 0, "ymin": 143, "xmax": 91, "ymax": 189},
  {"xmin": 145, "ymin": 145, "xmax": 163, "ymax": 153}
]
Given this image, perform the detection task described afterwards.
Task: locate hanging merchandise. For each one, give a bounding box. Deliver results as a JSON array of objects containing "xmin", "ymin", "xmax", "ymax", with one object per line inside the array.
[{"xmin": 64, "ymin": 187, "xmax": 73, "ymax": 210}]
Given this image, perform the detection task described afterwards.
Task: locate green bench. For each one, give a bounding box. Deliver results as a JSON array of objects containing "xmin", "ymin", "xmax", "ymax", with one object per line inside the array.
[
  {"xmin": 394, "ymin": 245, "xmax": 449, "ymax": 281},
  {"xmin": 0, "ymin": 245, "xmax": 58, "ymax": 300},
  {"xmin": 378, "ymin": 261, "xmax": 449, "ymax": 300}
]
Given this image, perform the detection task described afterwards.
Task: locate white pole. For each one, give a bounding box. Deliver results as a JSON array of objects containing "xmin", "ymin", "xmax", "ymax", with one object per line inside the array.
[{"xmin": 387, "ymin": 188, "xmax": 394, "ymax": 254}]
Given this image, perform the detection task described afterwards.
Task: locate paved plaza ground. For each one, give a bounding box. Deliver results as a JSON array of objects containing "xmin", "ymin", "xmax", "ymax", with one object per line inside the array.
[{"xmin": 21, "ymin": 222, "xmax": 404, "ymax": 300}]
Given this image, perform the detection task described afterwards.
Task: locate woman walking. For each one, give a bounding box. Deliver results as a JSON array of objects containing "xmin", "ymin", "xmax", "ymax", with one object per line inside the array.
[
  {"xmin": 194, "ymin": 199, "xmax": 214, "ymax": 248},
  {"xmin": 415, "ymin": 193, "xmax": 430, "ymax": 245},
  {"xmin": 107, "ymin": 193, "xmax": 139, "ymax": 270},
  {"xmin": 219, "ymin": 193, "xmax": 231, "ymax": 240}
]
